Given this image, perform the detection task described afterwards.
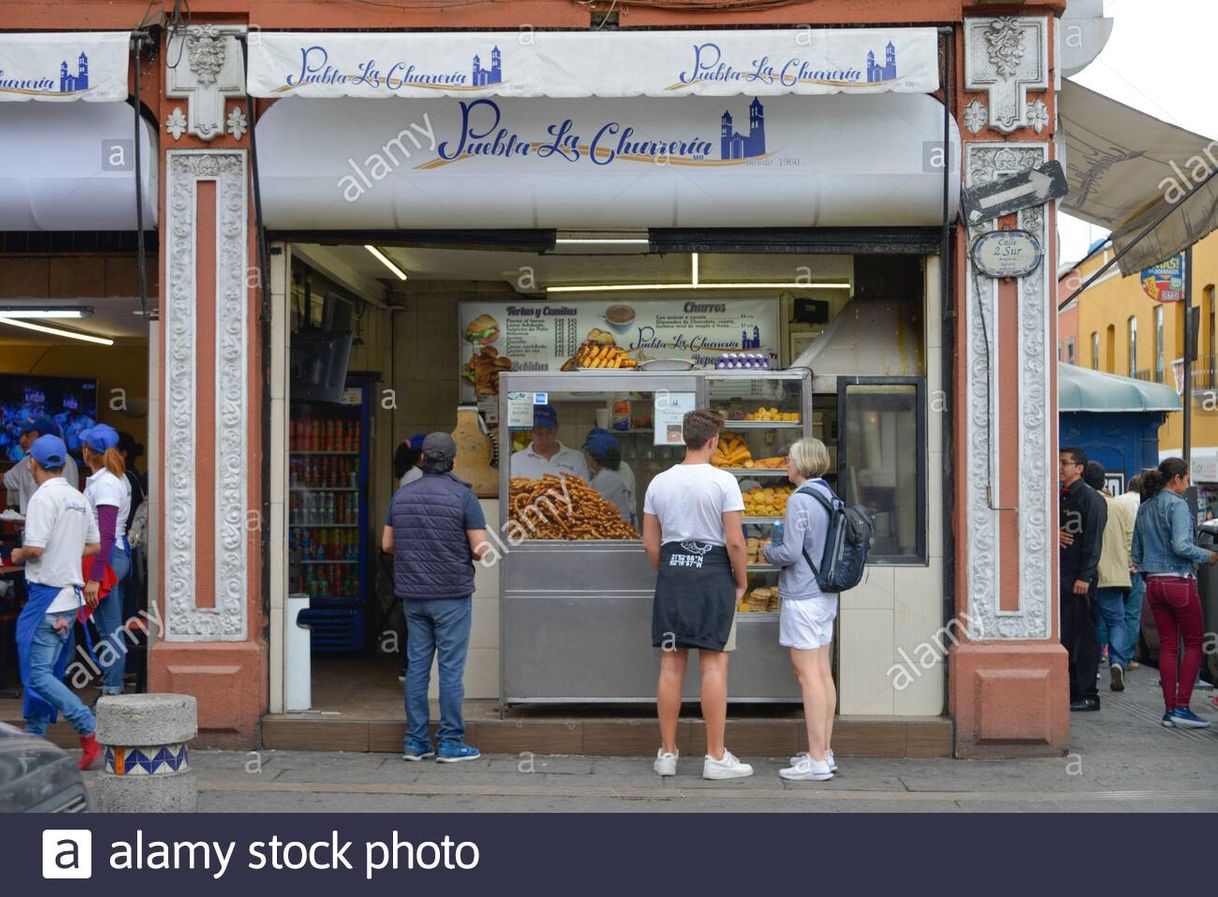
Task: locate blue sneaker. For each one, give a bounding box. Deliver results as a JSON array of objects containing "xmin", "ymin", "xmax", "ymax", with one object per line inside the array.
[
  {"xmin": 1169, "ymin": 708, "xmax": 1211, "ymax": 729},
  {"xmin": 436, "ymin": 742, "xmax": 481, "ymax": 763},
  {"xmin": 402, "ymin": 738, "xmax": 435, "ymax": 761},
  {"xmin": 1161, "ymin": 712, "xmax": 1175, "ymax": 727}
]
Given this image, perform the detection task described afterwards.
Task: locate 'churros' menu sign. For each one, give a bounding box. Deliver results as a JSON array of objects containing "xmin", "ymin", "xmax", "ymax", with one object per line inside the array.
[{"xmin": 458, "ymin": 298, "xmax": 779, "ymax": 399}]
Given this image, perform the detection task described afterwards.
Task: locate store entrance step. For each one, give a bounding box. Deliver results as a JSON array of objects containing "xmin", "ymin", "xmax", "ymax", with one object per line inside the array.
[{"xmin": 259, "ymin": 708, "xmax": 952, "ymax": 759}]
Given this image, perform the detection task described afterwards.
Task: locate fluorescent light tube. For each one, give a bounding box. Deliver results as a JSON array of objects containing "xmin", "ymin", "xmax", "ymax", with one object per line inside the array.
[
  {"xmin": 0, "ymin": 307, "xmax": 92, "ymax": 319},
  {"xmin": 365, "ymin": 245, "xmax": 408, "ymax": 281},
  {"xmin": 546, "ymin": 281, "xmax": 851, "ymax": 293},
  {"xmin": 0, "ymin": 315, "xmax": 114, "ymax": 345}
]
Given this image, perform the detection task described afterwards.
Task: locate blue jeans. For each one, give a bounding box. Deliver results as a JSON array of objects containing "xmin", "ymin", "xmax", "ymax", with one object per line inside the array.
[
  {"xmin": 1095, "ymin": 587, "xmax": 1130, "ymax": 668},
  {"xmin": 403, "ymin": 596, "xmax": 471, "ymax": 747},
  {"xmin": 1125, "ymin": 574, "xmax": 1145, "ymax": 661},
  {"xmin": 91, "ymin": 545, "xmax": 131, "ymax": 695},
  {"xmin": 25, "ymin": 610, "xmax": 96, "ymax": 737}
]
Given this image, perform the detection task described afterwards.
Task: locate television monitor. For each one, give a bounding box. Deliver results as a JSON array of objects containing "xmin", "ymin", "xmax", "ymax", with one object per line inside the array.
[
  {"xmin": 290, "ymin": 331, "xmax": 354, "ymax": 404},
  {"xmin": 0, "ymin": 374, "xmax": 98, "ymax": 463}
]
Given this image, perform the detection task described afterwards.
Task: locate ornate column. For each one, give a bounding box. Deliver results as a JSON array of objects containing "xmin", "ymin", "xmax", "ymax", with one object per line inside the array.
[
  {"xmin": 948, "ymin": 10, "xmax": 1070, "ymax": 758},
  {"xmin": 149, "ymin": 23, "xmax": 267, "ymax": 749}
]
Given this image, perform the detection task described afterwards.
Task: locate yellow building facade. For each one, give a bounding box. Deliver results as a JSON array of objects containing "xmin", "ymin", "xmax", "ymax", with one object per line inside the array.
[{"xmin": 1058, "ymin": 228, "xmax": 1218, "ymax": 501}]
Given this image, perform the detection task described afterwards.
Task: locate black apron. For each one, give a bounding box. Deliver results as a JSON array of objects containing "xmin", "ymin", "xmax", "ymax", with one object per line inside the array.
[{"xmin": 652, "ymin": 541, "xmax": 736, "ymax": 652}]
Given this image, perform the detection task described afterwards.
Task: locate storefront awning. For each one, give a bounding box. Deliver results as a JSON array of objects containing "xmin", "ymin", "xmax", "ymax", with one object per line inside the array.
[
  {"xmin": 247, "ymin": 28, "xmax": 940, "ymax": 99},
  {"xmin": 1058, "ymin": 363, "xmax": 1180, "ymax": 414},
  {"xmin": 0, "ymin": 32, "xmax": 130, "ymax": 102},
  {"xmin": 0, "ymin": 102, "xmax": 157, "ymax": 229},
  {"xmin": 1059, "ymin": 80, "xmax": 1218, "ymax": 274},
  {"xmin": 255, "ymin": 92, "xmax": 959, "ymax": 230}
]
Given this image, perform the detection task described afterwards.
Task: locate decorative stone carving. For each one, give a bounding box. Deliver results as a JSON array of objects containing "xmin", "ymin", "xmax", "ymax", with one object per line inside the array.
[
  {"xmin": 165, "ymin": 106, "xmax": 187, "ymax": 141},
  {"xmin": 165, "ymin": 24, "xmax": 246, "ymax": 141},
  {"xmin": 964, "ymin": 16, "xmax": 1049, "ymax": 134},
  {"xmin": 1026, "ymin": 98, "xmax": 1050, "ymax": 134},
  {"xmin": 963, "ymin": 99, "xmax": 988, "ymax": 136},
  {"xmin": 226, "ymin": 105, "xmax": 248, "ymax": 141},
  {"xmin": 164, "ymin": 150, "xmax": 249, "ymax": 641},
  {"xmin": 963, "ymin": 142, "xmax": 1052, "ymax": 642}
]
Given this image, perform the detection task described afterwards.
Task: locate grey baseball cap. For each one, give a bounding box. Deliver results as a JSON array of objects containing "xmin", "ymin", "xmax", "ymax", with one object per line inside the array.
[{"xmin": 422, "ymin": 432, "xmax": 457, "ymax": 462}]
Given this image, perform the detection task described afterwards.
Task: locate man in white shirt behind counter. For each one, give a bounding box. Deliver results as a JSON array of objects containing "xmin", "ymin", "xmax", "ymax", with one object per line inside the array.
[
  {"xmin": 509, "ymin": 404, "xmax": 590, "ymax": 481},
  {"xmin": 4, "ymin": 415, "xmax": 80, "ymax": 513}
]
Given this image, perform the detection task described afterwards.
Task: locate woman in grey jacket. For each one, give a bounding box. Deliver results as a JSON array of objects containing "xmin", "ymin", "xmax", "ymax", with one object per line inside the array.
[
  {"xmin": 763, "ymin": 437, "xmax": 837, "ymax": 782},
  {"xmin": 1131, "ymin": 457, "xmax": 1216, "ymax": 728}
]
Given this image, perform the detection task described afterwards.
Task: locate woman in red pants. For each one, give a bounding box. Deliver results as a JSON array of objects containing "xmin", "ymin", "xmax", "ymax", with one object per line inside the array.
[{"xmin": 1131, "ymin": 458, "xmax": 1216, "ymax": 728}]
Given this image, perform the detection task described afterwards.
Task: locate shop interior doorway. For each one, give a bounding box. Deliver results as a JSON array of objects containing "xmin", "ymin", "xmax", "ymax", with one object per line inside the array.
[{"xmin": 280, "ymin": 237, "xmax": 931, "ymax": 720}]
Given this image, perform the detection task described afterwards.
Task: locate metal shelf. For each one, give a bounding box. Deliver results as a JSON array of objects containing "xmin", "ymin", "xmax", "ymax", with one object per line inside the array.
[
  {"xmin": 720, "ymin": 468, "xmax": 790, "ymax": 478},
  {"xmin": 747, "ymin": 564, "xmax": 780, "ymax": 573},
  {"xmin": 742, "ymin": 516, "xmax": 783, "ymax": 525},
  {"xmin": 290, "ymin": 487, "xmax": 360, "ymax": 492},
  {"xmin": 290, "ymin": 451, "xmax": 360, "ymax": 456},
  {"xmin": 734, "ymin": 611, "xmax": 780, "ymax": 619},
  {"xmin": 722, "ymin": 420, "xmax": 802, "ymax": 430},
  {"xmin": 299, "ymin": 559, "xmax": 359, "ymax": 565},
  {"xmin": 291, "ymin": 523, "xmax": 359, "ymax": 528}
]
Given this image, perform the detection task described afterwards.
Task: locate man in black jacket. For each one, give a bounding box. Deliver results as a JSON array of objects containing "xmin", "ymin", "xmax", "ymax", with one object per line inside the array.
[{"xmin": 1059, "ymin": 447, "xmax": 1107, "ymax": 711}]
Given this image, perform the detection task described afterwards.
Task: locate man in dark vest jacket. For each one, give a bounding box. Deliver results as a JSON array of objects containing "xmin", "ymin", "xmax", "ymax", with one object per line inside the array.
[{"xmin": 382, "ymin": 432, "xmax": 489, "ymax": 762}]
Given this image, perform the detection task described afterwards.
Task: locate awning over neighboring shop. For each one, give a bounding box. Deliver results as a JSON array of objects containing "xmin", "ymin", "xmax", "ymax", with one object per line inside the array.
[
  {"xmin": 1059, "ymin": 80, "xmax": 1218, "ymax": 275},
  {"xmin": 1058, "ymin": 363, "xmax": 1180, "ymax": 413},
  {"xmin": 0, "ymin": 102, "xmax": 157, "ymax": 229},
  {"xmin": 256, "ymin": 92, "xmax": 959, "ymax": 230},
  {"xmin": 246, "ymin": 28, "xmax": 940, "ymax": 99},
  {"xmin": 0, "ymin": 32, "xmax": 130, "ymax": 102}
]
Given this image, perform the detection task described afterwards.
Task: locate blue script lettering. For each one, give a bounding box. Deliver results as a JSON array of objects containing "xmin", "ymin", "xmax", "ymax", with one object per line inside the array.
[
  {"xmin": 536, "ymin": 119, "xmax": 582, "ymax": 161},
  {"xmin": 288, "ymin": 46, "xmax": 348, "ymax": 87},
  {"xmin": 437, "ymin": 100, "xmax": 531, "ymax": 161}
]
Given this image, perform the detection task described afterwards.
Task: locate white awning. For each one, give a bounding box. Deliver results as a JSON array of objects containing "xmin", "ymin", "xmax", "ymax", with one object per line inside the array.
[
  {"xmin": 255, "ymin": 93, "xmax": 959, "ymax": 230},
  {"xmin": 0, "ymin": 32, "xmax": 130, "ymax": 102},
  {"xmin": 1059, "ymin": 79, "xmax": 1218, "ymax": 274},
  {"xmin": 0, "ymin": 102, "xmax": 157, "ymax": 230},
  {"xmin": 247, "ymin": 28, "xmax": 940, "ymax": 100}
]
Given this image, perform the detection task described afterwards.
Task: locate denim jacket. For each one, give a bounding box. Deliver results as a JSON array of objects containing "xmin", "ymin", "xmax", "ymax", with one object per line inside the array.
[{"xmin": 1131, "ymin": 489, "xmax": 1211, "ymax": 576}]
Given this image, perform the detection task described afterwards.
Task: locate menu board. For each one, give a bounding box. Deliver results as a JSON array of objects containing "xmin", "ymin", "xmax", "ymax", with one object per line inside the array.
[{"xmin": 459, "ymin": 298, "xmax": 779, "ymax": 399}]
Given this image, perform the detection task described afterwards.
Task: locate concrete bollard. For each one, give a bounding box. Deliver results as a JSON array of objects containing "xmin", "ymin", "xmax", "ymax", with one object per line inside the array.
[{"xmin": 94, "ymin": 694, "xmax": 198, "ymax": 813}]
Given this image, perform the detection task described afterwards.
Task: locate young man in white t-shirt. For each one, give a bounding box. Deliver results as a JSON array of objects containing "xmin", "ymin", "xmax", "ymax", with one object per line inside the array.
[
  {"xmin": 9, "ymin": 435, "xmax": 103, "ymax": 770},
  {"xmin": 642, "ymin": 409, "xmax": 752, "ymax": 780}
]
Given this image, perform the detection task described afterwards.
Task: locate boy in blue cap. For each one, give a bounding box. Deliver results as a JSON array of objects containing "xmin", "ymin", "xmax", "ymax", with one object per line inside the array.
[
  {"xmin": 4, "ymin": 414, "xmax": 80, "ymax": 512},
  {"xmin": 10, "ymin": 435, "xmax": 103, "ymax": 769},
  {"xmin": 584, "ymin": 430, "xmax": 634, "ymax": 524}
]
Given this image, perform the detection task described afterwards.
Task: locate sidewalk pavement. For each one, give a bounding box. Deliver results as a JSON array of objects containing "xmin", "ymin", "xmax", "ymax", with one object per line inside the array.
[{"xmin": 106, "ymin": 668, "xmax": 1218, "ymax": 812}]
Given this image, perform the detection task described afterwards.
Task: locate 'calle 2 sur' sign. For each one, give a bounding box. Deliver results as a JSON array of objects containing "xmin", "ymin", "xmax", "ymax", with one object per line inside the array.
[{"xmin": 971, "ymin": 229, "xmax": 1043, "ymax": 279}]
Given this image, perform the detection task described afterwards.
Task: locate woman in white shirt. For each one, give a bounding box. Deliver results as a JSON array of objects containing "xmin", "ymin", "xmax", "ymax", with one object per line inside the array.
[{"xmin": 79, "ymin": 423, "xmax": 132, "ymax": 696}]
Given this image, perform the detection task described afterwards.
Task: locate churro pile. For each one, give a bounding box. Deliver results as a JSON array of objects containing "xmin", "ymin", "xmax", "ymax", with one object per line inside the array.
[{"xmin": 508, "ymin": 475, "xmax": 639, "ymax": 540}]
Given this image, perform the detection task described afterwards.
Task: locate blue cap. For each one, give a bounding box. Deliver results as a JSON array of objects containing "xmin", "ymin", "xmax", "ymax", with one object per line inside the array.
[
  {"xmin": 21, "ymin": 414, "xmax": 57, "ymax": 437},
  {"xmin": 79, "ymin": 423, "xmax": 119, "ymax": 453},
  {"xmin": 29, "ymin": 434, "xmax": 68, "ymax": 469},
  {"xmin": 532, "ymin": 404, "xmax": 558, "ymax": 429},
  {"xmin": 584, "ymin": 431, "xmax": 620, "ymax": 462},
  {"xmin": 407, "ymin": 433, "xmax": 427, "ymax": 452}
]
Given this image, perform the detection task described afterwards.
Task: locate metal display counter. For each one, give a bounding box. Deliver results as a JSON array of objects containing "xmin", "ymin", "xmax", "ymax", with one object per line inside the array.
[{"xmin": 498, "ymin": 369, "xmax": 813, "ymax": 705}]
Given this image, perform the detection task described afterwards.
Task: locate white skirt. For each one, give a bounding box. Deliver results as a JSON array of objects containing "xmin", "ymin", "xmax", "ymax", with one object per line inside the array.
[{"xmin": 779, "ymin": 595, "xmax": 838, "ymax": 649}]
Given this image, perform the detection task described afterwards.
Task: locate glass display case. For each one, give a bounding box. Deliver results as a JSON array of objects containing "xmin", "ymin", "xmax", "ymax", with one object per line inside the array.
[{"xmin": 497, "ymin": 368, "xmax": 812, "ymax": 706}]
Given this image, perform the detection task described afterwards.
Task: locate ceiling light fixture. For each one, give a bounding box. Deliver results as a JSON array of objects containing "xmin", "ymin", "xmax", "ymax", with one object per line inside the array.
[
  {"xmin": 0, "ymin": 306, "xmax": 93, "ymax": 319},
  {"xmin": 0, "ymin": 315, "xmax": 115, "ymax": 346},
  {"xmin": 554, "ymin": 237, "xmax": 652, "ymax": 246},
  {"xmin": 365, "ymin": 245, "xmax": 408, "ymax": 281}
]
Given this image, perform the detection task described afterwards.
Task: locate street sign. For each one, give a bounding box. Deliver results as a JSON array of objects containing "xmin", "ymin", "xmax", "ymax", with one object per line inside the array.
[
  {"xmin": 1140, "ymin": 255, "xmax": 1185, "ymax": 302},
  {"xmin": 970, "ymin": 229, "xmax": 1044, "ymax": 278},
  {"xmin": 961, "ymin": 160, "xmax": 1068, "ymax": 226}
]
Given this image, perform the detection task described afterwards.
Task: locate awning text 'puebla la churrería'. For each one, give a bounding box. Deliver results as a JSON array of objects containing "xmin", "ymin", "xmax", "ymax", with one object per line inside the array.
[{"xmin": 246, "ymin": 29, "xmax": 940, "ymax": 99}]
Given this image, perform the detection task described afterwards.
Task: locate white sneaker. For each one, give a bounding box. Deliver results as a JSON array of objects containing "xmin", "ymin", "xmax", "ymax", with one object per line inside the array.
[
  {"xmin": 780, "ymin": 755, "xmax": 834, "ymax": 781},
  {"xmin": 702, "ymin": 749, "xmax": 754, "ymax": 780},
  {"xmin": 653, "ymin": 748, "xmax": 678, "ymax": 776},
  {"xmin": 789, "ymin": 749, "xmax": 837, "ymax": 773}
]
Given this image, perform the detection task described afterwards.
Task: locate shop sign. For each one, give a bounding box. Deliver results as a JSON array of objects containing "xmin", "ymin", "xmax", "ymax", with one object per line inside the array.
[
  {"xmin": 1140, "ymin": 255, "xmax": 1185, "ymax": 303},
  {"xmin": 505, "ymin": 392, "xmax": 535, "ymax": 429},
  {"xmin": 0, "ymin": 33, "xmax": 130, "ymax": 102},
  {"xmin": 459, "ymin": 298, "xmax": 779, "ymax": 401},
  {"xmin": 1192, "ymin": 456, "xmax": 1218, "ymax": 483},
  {"xmin": 970, "ymin": 229, "xmax": 1043, "ymax": 278},
  {"xmin": 247, "ymin": 29, "xmax": 940, "ymax": 100},
  {"xmin": 258, "ymin": 92, "xmax": 959, "ymax": 229}
]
